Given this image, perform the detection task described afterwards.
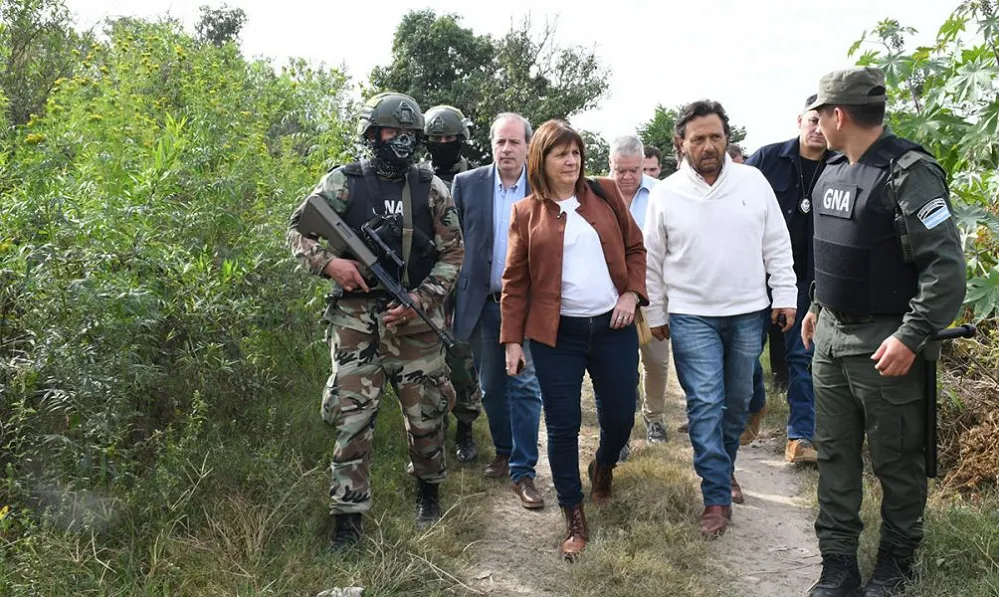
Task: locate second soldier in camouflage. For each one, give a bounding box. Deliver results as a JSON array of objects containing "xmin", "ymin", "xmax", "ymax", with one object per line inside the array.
[{"xmin": 421, "ymin": 104, "xmax": 482, "ymax": 462}]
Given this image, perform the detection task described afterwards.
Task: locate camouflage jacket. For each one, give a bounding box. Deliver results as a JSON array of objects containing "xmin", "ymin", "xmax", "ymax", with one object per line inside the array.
[{"xmin": 287, "ymin": 164, "xmax": 464, "ymax": 335}]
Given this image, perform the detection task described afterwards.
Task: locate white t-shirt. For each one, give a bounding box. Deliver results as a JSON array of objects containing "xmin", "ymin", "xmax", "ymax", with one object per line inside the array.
[{"xmin": 555, "ymin": 196, "xmax": 619, "ymax": 317}]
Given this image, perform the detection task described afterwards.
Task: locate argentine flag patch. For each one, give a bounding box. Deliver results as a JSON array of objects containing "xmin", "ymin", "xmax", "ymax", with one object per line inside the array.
[{"xmin": 917, "ymin": 198, "xmax": 951, "ymax": 230}]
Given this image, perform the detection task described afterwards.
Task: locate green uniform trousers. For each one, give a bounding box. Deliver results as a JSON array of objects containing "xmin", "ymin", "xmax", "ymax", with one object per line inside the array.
[
  {"xmin": 445, "ymin": 341, "xmax": 482, "ymax": 425},
  {"xmin": 812, "ymin": 309, "xmax": 927, "ymax": 557}
]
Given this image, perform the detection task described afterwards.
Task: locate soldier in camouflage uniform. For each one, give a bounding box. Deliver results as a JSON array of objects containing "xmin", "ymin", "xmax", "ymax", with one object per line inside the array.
[
  {"xmin": 422, "ymin": 104, "xmax": 475, "ymax": 190},
  {"xmin": 421, "ymin": 105, "xmax": 482, "ymax": 463},
  {"xmin": 287, "ymin": 92, "xmax": 464, "ymax": 549}
]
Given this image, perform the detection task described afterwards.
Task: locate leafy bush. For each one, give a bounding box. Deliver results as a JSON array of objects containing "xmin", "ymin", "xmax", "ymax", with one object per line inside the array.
[
  {"xmin": 850, "ymin": 0, "xmax": 999, "ymax": 321},
  {"xmin": 0, "ymin": 13, "xmax": 354, "ymax": 526},
  {"xmin": 850, "ymin": 1, "xmax": 999, "ymax": 490}
]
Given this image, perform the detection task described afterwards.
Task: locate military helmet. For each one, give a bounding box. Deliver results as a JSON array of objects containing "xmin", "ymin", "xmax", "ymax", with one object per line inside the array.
[
  {"xmin": 424, "ymin": 105, "xmax": 472, "ymax": 140},
  {"xmin": 357, "ymin": 92, "xmax": 425, "ymax": 138}
]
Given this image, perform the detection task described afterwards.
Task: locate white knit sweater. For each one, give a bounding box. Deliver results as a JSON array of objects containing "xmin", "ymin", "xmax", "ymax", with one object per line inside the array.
[{"xmin": 642, "ymin": 154, "xmax": 798, "ymax": 327}]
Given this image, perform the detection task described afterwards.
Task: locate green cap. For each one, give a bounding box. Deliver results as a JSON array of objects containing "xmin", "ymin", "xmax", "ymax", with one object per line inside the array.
[{"xmin": 806, "ymin": 66, "xmax": 887, "ymax": 111}]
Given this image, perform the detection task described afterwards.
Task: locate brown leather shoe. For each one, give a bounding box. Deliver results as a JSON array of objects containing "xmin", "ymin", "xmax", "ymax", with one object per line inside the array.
[
  {"xmin": 512, "ymin": 477, "xmax": 545, "ymax": 509},
  {"xmin": 731, "ymin": 475, "xmax": 744, "ymax": 504},
  {"xmin": 699, "ymin": 505, "xmax": 731, "ymax": 538},
  {"xmin": 587, "ymin": 459, "xmax": 614, "ymax": 506},
  {"xmin": 484, "ymin": 454, "xmax": 509, "ymax": 478},
  {"xmin": 560, "ymin": 504, "xmax": 588, "ymax": 560}
]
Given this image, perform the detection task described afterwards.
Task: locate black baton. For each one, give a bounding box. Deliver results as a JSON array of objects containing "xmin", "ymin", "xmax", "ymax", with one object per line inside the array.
[{"xmin": 925, "ymin": 324, "xmax": 976, "ymax": 478}]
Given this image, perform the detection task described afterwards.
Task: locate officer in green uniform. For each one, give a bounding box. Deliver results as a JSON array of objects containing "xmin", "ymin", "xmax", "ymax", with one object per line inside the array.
[
  {"xmin": 287, "ymin": 92, "xmax": 464, "ymax": 549},
  {"xmin": 422, "ymin": 104, "xmax": 482, "ymax": 463},
  {"xmin": 801, "ymin": 67, "xmax": 966, "ymax": 597}
]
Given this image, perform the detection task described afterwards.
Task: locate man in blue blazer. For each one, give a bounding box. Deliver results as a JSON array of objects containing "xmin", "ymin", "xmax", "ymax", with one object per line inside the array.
[{"xmin": 451, "ymin": 112, "xmax": 545, "ymax": 510}]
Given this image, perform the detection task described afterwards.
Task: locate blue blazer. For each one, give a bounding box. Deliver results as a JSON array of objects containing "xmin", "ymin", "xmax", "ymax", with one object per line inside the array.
[{"xmin": 451, "ymin": 165, "xmax": 530, "ymax": 342}]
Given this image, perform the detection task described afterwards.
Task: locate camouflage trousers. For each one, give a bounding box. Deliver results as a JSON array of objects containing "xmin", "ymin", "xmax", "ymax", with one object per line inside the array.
[
  {"xmin": 321, "ymin": 324, "xmax": 455, "ymax": 514},
  {"xmin": 446, "ymin": 340, "xmax": 482, "ymax": 425}
]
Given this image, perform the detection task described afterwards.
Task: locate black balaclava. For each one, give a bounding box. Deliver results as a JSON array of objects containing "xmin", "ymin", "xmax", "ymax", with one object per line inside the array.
[{"xmin": 427, "ymin": 139, "xmax": 463, "ymax": 172}]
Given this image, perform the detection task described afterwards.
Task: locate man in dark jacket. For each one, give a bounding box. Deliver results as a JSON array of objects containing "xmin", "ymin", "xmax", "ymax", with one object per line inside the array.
[{"xmin": 743, "ymin": 94, "xmax": 828, "ymax": 463}]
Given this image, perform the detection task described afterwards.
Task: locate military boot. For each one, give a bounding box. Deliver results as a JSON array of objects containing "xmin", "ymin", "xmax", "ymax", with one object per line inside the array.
[
  {"xmin": 808, "ymin": 554, "xmax": 861, "ymax": 597},
  {"xmin": 415, "ymin": 480, "xmax": 441, "ymax": 527},
  {"xmin": 329, "ymin": 513, "xmax": 363, "ymax": 551},
  {"xmin": 860, "ymin": 550, "xmax": 915, "ymax": 597},
  {"xmin": 455, "ymin": 420, "xmax": 478, "ymax": 463}
]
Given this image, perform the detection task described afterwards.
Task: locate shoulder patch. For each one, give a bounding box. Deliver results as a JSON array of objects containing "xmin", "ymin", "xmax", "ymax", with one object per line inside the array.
[{"xmin": 916, "ymin": 197, "xmax": 951, "ymax": 229}]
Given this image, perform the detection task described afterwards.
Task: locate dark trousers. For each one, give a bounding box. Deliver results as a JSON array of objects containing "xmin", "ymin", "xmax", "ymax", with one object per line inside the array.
[
  {"xmin": 812, "ymin": 310, "xmax": 927, "ymax": 557},
  {"xmin": 530, "ymin": 311, "xmax": 639, "ymax": 508}
]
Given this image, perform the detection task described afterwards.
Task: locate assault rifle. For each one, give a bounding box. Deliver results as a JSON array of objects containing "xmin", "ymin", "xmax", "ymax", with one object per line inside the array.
[{"xmin": 295, "ymin": 196, "xmax": 456, "ymax": 352}]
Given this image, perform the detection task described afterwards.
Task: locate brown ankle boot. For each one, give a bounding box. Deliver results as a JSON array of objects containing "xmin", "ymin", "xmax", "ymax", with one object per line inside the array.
[
  {"xmin": 587, "ymin": 459, "xmax": 614, "ymax": 506},
  {"xmin": 560, "ymin": 504, "xmax": 588, "ymax": 560}
]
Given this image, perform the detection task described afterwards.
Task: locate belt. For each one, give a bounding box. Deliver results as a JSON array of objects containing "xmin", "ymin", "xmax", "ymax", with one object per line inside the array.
[
  {"xmin": 824, "ymin": 308, "xmax": 875, "ymax": 324},
  {"xmin": 488, "ymin": 292, "xmax": 502, "ymax": 303}
]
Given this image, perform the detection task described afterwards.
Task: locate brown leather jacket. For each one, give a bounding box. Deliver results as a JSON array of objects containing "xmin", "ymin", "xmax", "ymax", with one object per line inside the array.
[{"xmin": 499, "ymin": 178, "xmax": 649, "ymax": 348}]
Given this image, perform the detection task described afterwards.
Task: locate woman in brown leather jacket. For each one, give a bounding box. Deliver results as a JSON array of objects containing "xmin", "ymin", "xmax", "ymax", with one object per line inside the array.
[{"xmin": 498, "ymin": 119, "xmax": 648, "ymax": 559}]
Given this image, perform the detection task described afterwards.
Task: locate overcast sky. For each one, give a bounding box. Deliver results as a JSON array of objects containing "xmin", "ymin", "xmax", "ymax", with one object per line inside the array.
[{"xmin": 66, "ymin": 0, "xmax": 955, "ymax": 151}]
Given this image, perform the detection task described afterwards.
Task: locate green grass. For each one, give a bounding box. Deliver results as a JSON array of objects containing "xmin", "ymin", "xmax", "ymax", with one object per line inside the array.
[
  {"xmin": 0, "ymin": 379, "xmax": 493, "ymax": 597},
  {"xmin": 852, "ymin": 478, "xmax": 999, "ymax": 597},
  {"xmin": 756, "ymin": 345, "xmax": 999, "ymax": 597},
  {"xmin": 559, "ymin": 442, "xmax": 721, "ymax": 597}
]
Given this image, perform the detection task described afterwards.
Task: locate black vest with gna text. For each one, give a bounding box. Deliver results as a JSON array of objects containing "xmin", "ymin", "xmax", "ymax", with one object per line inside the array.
[
  {"xmin": 338, "ymin": 160, "xmax": 437, "ymax": 293},
  {"xmin": 812, "ymin": 134, "xmax": 932, "ymax": 316}
]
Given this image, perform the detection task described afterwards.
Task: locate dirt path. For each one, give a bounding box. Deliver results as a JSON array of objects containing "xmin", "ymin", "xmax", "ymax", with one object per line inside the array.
[
  {"xmin": 462, "ymin": 421, "xmax": 566, "ymax": 596},
  {"xmin": 713, "ymin": 436, "xmax": 821, "ymax": 594},
  {"xmin": 463, "ymin": 359, "xmax": 821, "ymax": 597}
]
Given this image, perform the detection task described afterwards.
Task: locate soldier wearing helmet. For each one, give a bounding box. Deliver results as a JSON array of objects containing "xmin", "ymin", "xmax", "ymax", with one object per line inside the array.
[
  {"xmin": 421, "ymin": 104, "xmax": 482, "ymax": 464},
  {"xmin": 286, "ymin": 92, "xmax": 464, "ymax": 549},
  {"xmin": 422, "ymin": 105, "xmax": 475, "ymax": 190}
]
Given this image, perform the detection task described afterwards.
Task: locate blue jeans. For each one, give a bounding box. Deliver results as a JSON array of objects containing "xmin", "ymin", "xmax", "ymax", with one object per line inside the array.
[
  {"xmin": 670, "ymin": 311, "xmax": 764, "ymax": 506},
  {"xmin": 749, "ymin": 292, "xmax": 816, "ymax": 441},
  {"xmin": 530, "ymin": 311, "xmax": 638, "ymax": 508},
  {"xmin": 470, "ymin": 300, "xmax": 543, "ymax": 482}
]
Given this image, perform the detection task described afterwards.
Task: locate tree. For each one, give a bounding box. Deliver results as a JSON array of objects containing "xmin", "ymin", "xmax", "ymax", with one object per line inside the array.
[
  {"xmin": 580, "ymin": 129, "xmax": 608, "ymax": 175},
  {"xmin": 848, "ymin": 1, "xmax": 999, "ymax": 321},
  {"xmin": 638, "ymin": 103, "xmax": 747, "ymax": 177},
  {"xmin": 637, "ymin": 105, "xmax": 681, "ymax": 176},
  {"xmin": 0, "ymin": 0, "xmax": 90, "ymax": 125},
  {"xmin": 369, "ymin": 10, "xmax": 609, "ymax": 164},
  {"xmin": 194, "ymin": 3, "xmax": 247, "ymax": 47}
]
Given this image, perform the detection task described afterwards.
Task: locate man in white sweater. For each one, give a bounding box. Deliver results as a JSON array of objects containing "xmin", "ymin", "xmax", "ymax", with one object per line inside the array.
[{"xmin": 643, "ymin": 100, "xmax": 797, "ymax": 538}]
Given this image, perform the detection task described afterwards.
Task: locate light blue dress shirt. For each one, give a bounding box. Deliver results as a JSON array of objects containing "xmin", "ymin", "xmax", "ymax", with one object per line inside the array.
[
  {"xmin": 628, "ymin": 174, "xmax": 659, "ymax": 230},
  {"xmin": 490, "ymin": 165, "xmax": 527, "ymax": 293}
]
